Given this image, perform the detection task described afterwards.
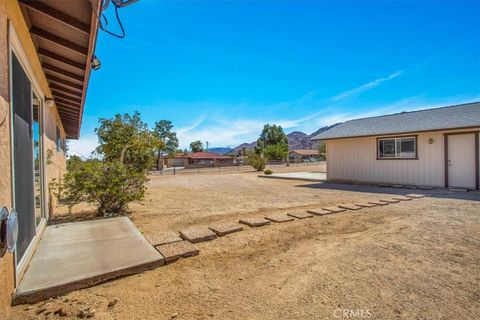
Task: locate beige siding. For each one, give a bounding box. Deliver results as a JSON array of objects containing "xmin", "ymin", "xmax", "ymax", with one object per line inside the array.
[{"xmin": 326, "ymin": 129, "xmax": 479, "ymax": 187}]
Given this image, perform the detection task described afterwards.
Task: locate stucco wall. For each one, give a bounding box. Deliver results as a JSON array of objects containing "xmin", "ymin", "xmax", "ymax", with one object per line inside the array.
[
  {"xmin": 0, "ymin": 0, "xmax": 68, "ymax": 312},
  {"xmin": 326, "ymin": 130, "xmax": 478, "ymax": 187},
  {"xmin": 0, "ymin": 6, "xmax": 14, "ymax": 318}
]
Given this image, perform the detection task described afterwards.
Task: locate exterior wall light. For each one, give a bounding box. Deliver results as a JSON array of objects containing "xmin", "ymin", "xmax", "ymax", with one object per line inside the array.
[
  {"xmin": 91, "ymin": 55, "xmax": 101, "ymax": 71},
  {"xmin": 45, "ymin": 98, "xmax": 55, "ymax": 108},
  {"xmin": 428, "ymin": 138, "xmax": 434, "ymax": 144}
]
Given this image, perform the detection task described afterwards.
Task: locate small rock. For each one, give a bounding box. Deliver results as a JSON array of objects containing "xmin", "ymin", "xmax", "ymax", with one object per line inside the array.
[
  {"xmin": 45, "ymin": 311, "xmax": 52, "ymax": 316},
  {"xmin": 36, "ymin": 308, "xmax": 47, "ymax": 315},
  {"xmin": 24, "ymin": 306, "xmax": 32, "ymax": 311},
  {"xmin": 78, "ymin": 306, "xmax": 95, "ymax": 318},
  {"xmin": 171, "ymin": 312, "xmax": 178, "ymax": 318},
  {"xmin": 63, "ymin": 298, "xmax": 69, "ymax": 302},
  {"xmin": 54, "ymin": 307, "xmax": 67, "ymax": 316},
  {"xmin": 108, "ymin": 298, "xmax": 118, "ymax": 308}
]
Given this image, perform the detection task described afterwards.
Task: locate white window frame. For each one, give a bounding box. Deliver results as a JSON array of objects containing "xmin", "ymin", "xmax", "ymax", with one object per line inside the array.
[{"xmin": 377, "ymin": 136, "xmax": 417, "ymax": 159}]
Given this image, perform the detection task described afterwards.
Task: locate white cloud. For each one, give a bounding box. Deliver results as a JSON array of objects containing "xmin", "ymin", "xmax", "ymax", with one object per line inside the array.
[{"xmin": 331, "ymin": 71, "xmax": 403, "ymax": 102}]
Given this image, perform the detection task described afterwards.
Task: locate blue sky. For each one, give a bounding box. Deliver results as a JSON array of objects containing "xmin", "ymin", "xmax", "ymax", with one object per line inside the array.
[{"xmin": 69, "ymin": 0, "xmax": 480, "ymax": 156}]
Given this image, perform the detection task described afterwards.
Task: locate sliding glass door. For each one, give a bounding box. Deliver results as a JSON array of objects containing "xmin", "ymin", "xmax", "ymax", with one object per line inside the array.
[{"xmin": 11, "ymin": 53, "xmax": 45, "ymax": 265}]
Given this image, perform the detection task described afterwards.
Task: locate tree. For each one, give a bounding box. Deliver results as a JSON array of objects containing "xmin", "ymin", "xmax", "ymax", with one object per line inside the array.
[
  {"xmin": 95, "ymin": 111, "xmax": 160, "ymax": 172},
  {"xmin": 246, "ymin": 151, "xmax": 266, "ymax": 171},
  {"xmin": 60, "ymin": 112, "xmax": 159, "ymax": 216},
  {"xmin": 190, "ymin": 140, "xmax": 204, "ymax": 153},
  {"xmin": 153, "ymin": 120, "xmax": 179, "ymax": 170},
  {"xmin": 256, "ymin": 124, "xmax": 288, "ymax": 160},
  {"xmin": 265, "ymin": 144, "xmax": 288, "ymax": 160},
  {"xmin": 318, "ymin": 140, "xmax": 326, "ymax": 160}
]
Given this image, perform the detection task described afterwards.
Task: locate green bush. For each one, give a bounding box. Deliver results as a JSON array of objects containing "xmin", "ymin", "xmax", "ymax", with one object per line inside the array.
[
  {"xmin": 62, "ymin": 159, "xmax": 147, "ymax": 215},
  {"xmin": 264, "ymin": 169, "xmax": 273, "ymax": 175},
  {"xmin": 246, "ymin": 151, "xmax": 266, "ymax": 171},
  {"xmin": 59, "ymin": 112, "xmax": 160, "ymax": 216}
]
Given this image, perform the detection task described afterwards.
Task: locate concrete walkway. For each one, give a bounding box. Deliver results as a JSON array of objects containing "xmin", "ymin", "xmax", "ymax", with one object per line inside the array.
[
  {"xmin": 259, "ymin": 171, "xmax": 326, "ymax": 182},
  {"xmin": 13, "ymin": 217, "xmax": 165, "ymax": 305}
]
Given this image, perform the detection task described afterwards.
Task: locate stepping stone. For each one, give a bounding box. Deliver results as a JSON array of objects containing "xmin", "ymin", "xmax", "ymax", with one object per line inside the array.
[
  {"xmin": 367, "ymin": 200, "xmax": 389, "ymax": 206},
  {"xmin": 379, "ymin": 198, "xmax": 400, "ymax": 204},
  {"xmin": 208, "ymin": 223, "xmax": 243, "ymax": 236},
  {"xmin": 156, "ymin": 241, "xmax": 199, "ymax": 263},
  {"xmin": 391, "ymin": 195, "xmax": 412, "ymax": 201},
  {"xmin": 307, "ymin": 209, "xmax": 332, "ymax": 216},
  {"xmin": 406, "ymin": 193, "xmax": 425, "ymax": 198},
  {"xmin": 390, "ymin": 184, "xmax": 404, "ymax": 188},
  {"xmin": 322, "ymin": 206, "xmax": 346, "ymax": 213},
  {"xmin": 144, "ymin": 231, "xmax": 183, "ymax": 246},
  {"xmin": 179, "ymin": 226, "xmax": 217, "ymax": 243},
  {"xmin": 405, "ymin": 186, "xmax": 417, "ymax": 189},
  {"xmin": 239, "ymin": 218, "xmax": 271, "ymax": 227},
  {"xmin": 287, "ymin": 212, "xmax": 313, "ymax": 219},
  {"xmin": 418, "ymin": 186, "xmax": 434, "ymax": 190},
  {"xmin": 338, "ymin": 204, "xmax": 362, "ymax": 210},
  {"xmin": 265, "ymin": 215, "xmax": 295, "ymax": 223},
  {"xmin": 355, "ymin": 202, "xmax": 377, "ymax": 208}
]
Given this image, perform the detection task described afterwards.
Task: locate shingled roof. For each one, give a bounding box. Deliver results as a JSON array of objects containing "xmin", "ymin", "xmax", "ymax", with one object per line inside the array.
[{"xmin": 311, "ymin": 102, "xmax": 480, "ymax": 140}]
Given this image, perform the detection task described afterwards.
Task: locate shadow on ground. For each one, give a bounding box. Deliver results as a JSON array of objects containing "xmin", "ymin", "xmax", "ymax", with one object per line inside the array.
[{"xmin": 297, "ymin": 182, "xmax": 480, "ymax": 201}]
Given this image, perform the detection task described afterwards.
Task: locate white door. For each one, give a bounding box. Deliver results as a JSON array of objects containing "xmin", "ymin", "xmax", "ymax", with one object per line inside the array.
[{"xmin": 447, "ymin": 133, "xmax": 476, "ymax": 189}]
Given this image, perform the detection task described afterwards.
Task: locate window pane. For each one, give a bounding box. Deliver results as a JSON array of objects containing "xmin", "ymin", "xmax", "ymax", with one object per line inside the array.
[
  {"xmin": 398, "ymin": 137, "xmax": 415, "ymax": 158},
  {"xmin": 33, "ymin": 93, "xmax": 43, "ymax": 226},
  {"xmin": 379, "ymin": 139, "xmax": 395, "ymax": 157}
]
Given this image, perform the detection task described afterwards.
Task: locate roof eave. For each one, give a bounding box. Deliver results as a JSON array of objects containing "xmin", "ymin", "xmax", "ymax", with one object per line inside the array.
[{"xmin": 73, "ymin": 0, "xmax": 102, "ymax": 139}]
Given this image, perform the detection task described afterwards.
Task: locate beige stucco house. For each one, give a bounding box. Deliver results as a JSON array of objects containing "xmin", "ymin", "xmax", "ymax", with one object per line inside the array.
[
  {"xmin": 311, "ymin": 102, "xmax": 480, "ymax": 190},
  {"xmin": 0, "ymin": 0, "xmax": 100, "ymax": 314}
]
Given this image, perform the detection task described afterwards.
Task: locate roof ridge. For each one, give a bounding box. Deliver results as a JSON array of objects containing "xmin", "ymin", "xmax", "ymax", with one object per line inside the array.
[{"xmin": 343, "ymin": 101, "xmax": 480, "ymax": 124}]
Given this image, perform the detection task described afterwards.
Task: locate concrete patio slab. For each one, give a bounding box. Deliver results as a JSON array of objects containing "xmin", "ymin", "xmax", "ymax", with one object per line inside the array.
[
  {"xmin": 306, "ymin": 209, "xmax": 332, "ymax": 216},
  {"xmin": 239, "ymin": 218, "xmax": 271, "ymax": 227},
  {"xmin": 265, "ymin": 215, "xmax": 295, "ymax": 223},
  {"xmin": 258, "ymin": 171, "xmax": 326, "ymax": 182},
  {"xmin": 379, "ymin": 198, "xmax": 401, "ymax": 204},
  {"xmin": 208, "ymin": 223, "xmax": 243, "ymax": 236},
  {"xmin": 144, "ymin": 231, "xmax": 182, "ymax": 246},
  {"xmin": 368, "ymin": 200, "xmax": 389, "ymax": 206},
  {"xmin": 287, "ymin": 212, "xmax": 313, "ymax": 219},
  {"xmin": 13, "ymin": 217, "xmax": 165, "ymax": 305},
  {"xmin": 406, "ymin": 193, "xmax": 425, "ymax": 198},
  {"xmin": 355, "ymin": 202, "xmax": 378, "ymax": 208},
  {"xmin": 338, "ymin": 204, "xmax": 362, "ymax": 210},
  {"xmin": 155, "ymin": 241, "xmax": 199, "ymax": 263},
  {"xmin": 322, "ymin": 206, "xmax": 347, "ymax": 213},
  {"xmin": 179, "ymin": 226, "xmax": 217, "ymax": 243},
  {"xmin": 391, "ymin": 195, "xmax": 412, "ymax": 201}
]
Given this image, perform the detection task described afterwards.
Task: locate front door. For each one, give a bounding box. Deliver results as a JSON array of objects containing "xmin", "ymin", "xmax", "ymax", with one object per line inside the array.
[
  {"xmin": 12, "ymin": 54, "xmax": 36, "ymax": 264},
  {"xmin": 447, "ymin": 133, "xmax": 476, "ymax": 189}
]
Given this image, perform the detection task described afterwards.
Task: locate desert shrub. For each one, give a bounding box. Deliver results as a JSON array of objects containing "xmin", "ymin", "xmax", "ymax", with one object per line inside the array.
[
  {"xmin": 62, "ymin": 159, "xmax": 147, "ymax": 215},
  {"xmin": 60, "ymin": 112, "xmax": 160, "ymax": 216},
  {"xmin": 247, "ymin": 151, "xmax": 266, "ymax": 171},
  {"xmin": 264, "ymin": 169, "xmax": 273, "ymax": 175}
]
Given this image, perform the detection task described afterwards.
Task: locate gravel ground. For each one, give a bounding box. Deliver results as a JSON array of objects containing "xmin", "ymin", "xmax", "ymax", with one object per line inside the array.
[{"xmin": 10, "ymin": 167, "xmax": 480, "ymax": 319}]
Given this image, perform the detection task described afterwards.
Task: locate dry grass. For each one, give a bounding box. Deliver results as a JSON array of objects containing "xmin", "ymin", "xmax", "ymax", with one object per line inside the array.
[{"xmin": 11, "ymin": 167, "xmax": 480, "ymax": 319}]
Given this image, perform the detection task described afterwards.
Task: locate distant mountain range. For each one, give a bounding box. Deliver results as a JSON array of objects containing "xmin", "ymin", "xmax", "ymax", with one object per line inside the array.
[{"xmin": 207, "ymin": 125, "xmax": 337, "ymax": 155}]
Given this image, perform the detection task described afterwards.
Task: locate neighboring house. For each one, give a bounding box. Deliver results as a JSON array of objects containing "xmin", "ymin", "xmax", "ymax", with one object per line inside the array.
[
  {"xmin": 288, "ymin": 149, "xmax": 319, "ymax": 163},
  {"xmin": 187, "ymin": 152, "xmax": 235, "ymax": 167},
  {"xmin": 166, "ymin": 154, "xmax": 189, "ymax": 168},
  {"xmin": 0, "ymin": 0, "xmax": 100, "ymax": 313},
  {"xmin": 166, "ymin": 152, "xmax": 235, "ymax": 168},
  {"xmin": 311, "ymin": 102, "xmax": 480, "ymax": 190}
]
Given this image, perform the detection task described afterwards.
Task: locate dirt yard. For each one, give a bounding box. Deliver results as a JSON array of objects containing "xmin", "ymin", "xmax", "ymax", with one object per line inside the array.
[{"xmin": 10, "ymin": 166, "xmax": 480, "ymax": 319}]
